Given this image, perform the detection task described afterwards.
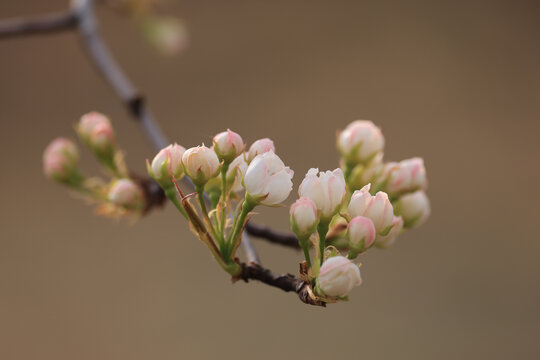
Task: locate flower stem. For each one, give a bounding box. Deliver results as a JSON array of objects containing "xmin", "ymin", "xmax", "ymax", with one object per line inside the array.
[
  {"xmin": 226, "ymin": 198, "xmax": 255, "ymax": 260},
  {"xmin": 164, "ymin": 187, "xmax": 188, "ymax": 219},
  {"xmin": 317, "ymin": 221, "xmax": 330, "ymax": 265},
  {"xmin": 298, "ymin": 237, "xmax": 312, "ymax": 268}
]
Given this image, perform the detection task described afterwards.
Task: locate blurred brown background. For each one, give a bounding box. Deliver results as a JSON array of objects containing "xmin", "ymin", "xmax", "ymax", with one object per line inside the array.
[{"xmin": 1, "ymin": 0, "xmax": 539, "ymax": 359}]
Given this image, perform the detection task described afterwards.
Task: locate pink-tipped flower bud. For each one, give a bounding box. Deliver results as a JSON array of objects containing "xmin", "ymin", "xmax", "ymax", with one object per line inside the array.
[
  {"xmin": 290, "ymin": 197, "xmax": 319, "ymax": 238},
  {"xmin": 213, "ymin": 129, "xmax": 244, "ymax": 163},
  {"xmin": 77, "ymin": 111, "xmax": 111, "ymax": 142},
  {"xmin": 43, "ymin": 138, "xmax": 80, "ymax": 182},
  {"xmin": 397, "ymin": 190, "xmax": 430, "ymax": 228},
  {"xmin": 317, "ymin": 256, "xmax": 362, "ymax": 297},
  {"xmin": 149, "ymin": 143, "xmax": 186, "ymax": 187},
  {"xmin": 348, "ymin": 184, "xmax": 395, "ymax": 235},
  {"xmin": 226, "ymin": 154, "xmax": 248, "ymax": 193},
  {"xmin": 338, "ymin": 120, "xmax": 384, "ymax": 164},
  {"xmin": 182, "ymin": 145, "xmax": 221, "ymax": 186},
  {"xmin": 383, "ymin": 157, "xmax": 427, "ymax": 196},
  {"xmin": 243, "ymin": 151, "xmax": 294, "ymax": 206},
  {"xmin": 298, "ymin": 168, "xmax": 346, "ymax": 220},
  {"xmin": 247, "ymin": 138, "xmax": 275, "ymax": 163},
  {"xmin": 89, "ymin": 122, "xmax": 116, "ymax": 156},
  {"xmin": 347, "ymin": 216, "xmax": 376, "ymax": 254},
  {"xmin": 108, "ymin": 179, "xmax": 145, "ymax": 211},
  {"xmin": 375, "ymin": 216, "xmax": 404, "ymax": 248}
]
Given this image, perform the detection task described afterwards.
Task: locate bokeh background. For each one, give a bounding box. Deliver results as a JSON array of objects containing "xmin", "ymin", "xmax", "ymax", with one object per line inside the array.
[{"xmin": 1, "ymin": 0, "xmax": 539, "ymax": 359}]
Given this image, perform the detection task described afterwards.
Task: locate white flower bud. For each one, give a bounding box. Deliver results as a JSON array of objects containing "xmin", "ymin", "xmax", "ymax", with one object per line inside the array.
[
  {"xmin": 348, "ymin": 184, "xmax": 395, "ymax": 235},
  {"xmin": 383, "ymin": 157, "xmax": 427, "ymax": 196},
  {"xmin": 108, "ymin": 179, "xmax": 145, "ymax": 210},
  {"xmin": 317, "ymin": 256, "xmax": 362, "ymax": 297},
  {"xmin": 77, "ymin": 111, "xmax": 111, "ymax": 142},
  {"xmin": 226, "ymin": 155, "xmax": 248, "ymax": 193},
  {"xmin": 243, "ymin": 151, "xmax": 294, "ymax": 206},
  {"xmin": 397, "ymin": 190, "xmax": 430, "ymax": 228},
  {"xmin": 338, "ymin": 120, "xmax": 384, "ymax": 164},
  {"xmin": 182, "ymin": 145, "xmax": 221, "ymax": 186},
  {"xmin": 150, "ymin": 143, "xmax": 185, "ymax": 187},
  {"xmin": 213, "ymin": 129, "xmax": 244, "ymax": 163},
  {"xmin": 247, "ymin": 138, "xmax": 275, "ymax": 163},
  {"xmin": 43, "ymin": 138, "xmax": 80, "ymax": 182},
  {"xmin": 290, "ymin": 197, "xmax": 319, "ymax": 238},
  {"xmin": 298, "ymin": 168, "xmax": 346, "ymax": 220},
  {"xmin": 375, "ymin": 216, "xmax": 404, "ymax": 248},
  {"xmin": 347, "ymin": 216, "xmax": 376, "ymax": 253},
  {"xmin": 143, "ymin": 16, "xmax": 188, "ymax": 56}
]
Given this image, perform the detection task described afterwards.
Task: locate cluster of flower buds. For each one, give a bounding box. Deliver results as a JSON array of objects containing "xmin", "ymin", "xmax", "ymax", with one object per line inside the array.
[
  {"xmin": 43, "ymin": 111, "xmax": 146, "ymax": 217},
  {"xmin": 284, "ymin": 119, "xmax": 430, "ymax": 302},
  {"xmin": 148, "ymin": 129, "xmax": 294, "ymax": 276}
]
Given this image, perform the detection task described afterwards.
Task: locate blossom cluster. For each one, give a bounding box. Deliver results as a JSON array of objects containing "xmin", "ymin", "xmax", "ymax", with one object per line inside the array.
[{"xmin": 43, "ymin": 112, "xmax": 146, "ymax": 216}]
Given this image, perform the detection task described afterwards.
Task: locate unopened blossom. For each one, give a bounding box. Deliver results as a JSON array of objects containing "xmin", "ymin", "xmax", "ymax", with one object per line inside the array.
[
  {"xmin": 246, "ymin": 138, "xmax": 275, "ymax": 163},
  {"xmin": 299, "ymin": 168, "xmax": 346, "ymax": 220},
  {"xmin": 383, "ymin": 157, "xmax": 427, "ymax": 196},
  {"xmin": 347, "ymin": 216, "xmax": 376, "ymax": 253},
  {"xmin": 108, "ymin": 179, "xmax": 144, "ymax": 210},
  {"xmin": 43, "ymin": 138, "xmax": 80, "ymax": 182},
  {"xmin": 397, "ymin": 190, "xmax": 431, "ymax": 228},
  {"xmin": 290, "ymin": 197, "xmax": 319, "ymax": 238},
  {"xmin": 150, "ymin": 143, "xmax": 185, "ymax": 186},
  {"xmin": 243, "ymin": 151, "xmax": 294, "ymax": 206},
  {"xmin": 143, "ymin": 16, "xmax": 188, "ymax": 56},
  {"xmin": 226, "ymin": 155, "xmax": 248, "ymax": 193},
  {"xmin": 182, "ymin": 145, "xmax": 221, "ymax": 186},
  {"xmin": 77, "ymin": 111, "xmax": 111, "ymax": 143},
  {"xmin": 317, "ymin": 256, "xmax": 362, "ymax": 297},
  {"xmin": 213, "ymin": 129, "xmax": 244, "ymax": 163},
  {"xmin": 89, "ymin": 121, "xmax": 116, "ymax": 156},
  {"xmin": 375, "ymin": 216, "xmax": 404, "ymax": 248},
  {"xmin": 348, "ymin": 184, "xmax": 395, "ymax": 235},
  {"xmin": 338, "ymin": 120, "xmax": 384, "ymax": 164}
]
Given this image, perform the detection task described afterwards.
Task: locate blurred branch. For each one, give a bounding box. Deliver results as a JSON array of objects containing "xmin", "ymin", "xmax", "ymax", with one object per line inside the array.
[
  {"xmin": 0, "ymin": 0, "xmax": 323, "ymax": 306},
  {"xmin": 0, "ymin": 11, "xmax": 76, "ymax": 38}
]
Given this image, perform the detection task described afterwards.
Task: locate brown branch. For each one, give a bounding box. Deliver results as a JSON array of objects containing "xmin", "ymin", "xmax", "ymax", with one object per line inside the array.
[
  {"xmin": 245, "ymin": 222, "xmax": 300, "ymax": 249},
  {"xmin": 0, "ymin": 11, "xmax": 76, "ymax": 38}
]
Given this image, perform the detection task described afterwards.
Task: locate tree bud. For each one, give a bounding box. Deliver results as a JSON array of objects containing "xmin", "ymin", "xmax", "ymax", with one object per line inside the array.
[
  {"xmin": 43, "ymin": 138, "xmax": 80, "ymax": 183},
  {"xmin": 182, "ymin": 145, "xmax": 221, "ymax": 186},
  {"xmin": 396, "ymin": 190, "xmax": 430, "ymax": 228},
  {"xmin": 317, "ymin": 256, "xmax": 362, "ymax": 297},
  {"xmin": 213, "ymin": 129, "xmax": 244, "ymax": 163},
  {"xmin": 338, "ymin": 120, "xmax": 384, "ymax": 164},
  {"xmin": 299, "ymin": 168, "xmax": 346, "ymax": 220},
  {"xmin": 290, "ymin": 197, "xmax": 319, "ymax": 238},
  {"xmin": 108, "ymin": 179, "xmax": 145, "ymax": 211},
  {"xmin": 246, "ymin": 138, "xmax": 275, "ymax": 163}
]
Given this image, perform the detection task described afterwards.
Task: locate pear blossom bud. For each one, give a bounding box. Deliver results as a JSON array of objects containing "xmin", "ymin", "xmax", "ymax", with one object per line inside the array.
[
  {"xmin": 108, "ymin": 179, "xmax": 145, "ymax": 210},
  {"xmin": 290, "ymin": 197, "xmax": 319, "ymax": 238},
  {"xmin": 247, "ymin": 138, "xmax": 275, "ymax": 163},
  {"xmin": 375, "ymin": 216, "xmax": 404, "ymax": 248},
  {"xmin": 383, "ymin": 157, "xmax": 427, "ymax": 196},
  {"xmin": 143, "ymin": 16, "xmax": 188, "ymax": 56},
  {"xmin": 77, "ymin": 111, "xmax": 111, "ymax": 142},
  {"xmin": 338, "ymin": 120, "xmax": 384, "ymax": 164},
  {"xmin": 348, "ymin": 184, "xmax": 395, "ymax": 235},
  {"xmin": 397, "ymin": 191, "xmax": 430, "ymax": 228},
  {"xmin": 298, "ymin": 168, "xmax": 346, "ymax": 220},
  {"xmin": 347, "ymin": 216, "xmax": 376, "ymax": 253},
  {"xmin": 317, "ymin": 256, "xmax": 362, "ymax": 297},
  {"xmin": 149, "ymin": 143, "xmax": 186, "ymax": 187},
  {"xmin": 43, "ymin": 138, "xmax": 80, "ymax": 182},
  {"xmin": 182, "ymin": 145, "xmax": 221, "ymax": 186},
  {"xmin": 89, "ymin": 122, "xmax": 116, "ymax": 156},
  {"xmin": 243, "ymin": 151, "xmax": 294, "ymax": 206},
  {"xmin": 213, "ymin": 129, "xmax": 244, "ymax": 163},
  {"xmin": 226, "ymin": 155, "xmax": 248, "ymax": 193}
]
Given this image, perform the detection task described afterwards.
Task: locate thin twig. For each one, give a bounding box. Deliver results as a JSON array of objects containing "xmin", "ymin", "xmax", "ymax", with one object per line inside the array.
[
  {"xmin": 0, "ymin": 11, "xmax": 76, "ymax": 38},
  {"xmin": 241, "ymin": 230, "xmax": 261, "ymax": 264},
  {"xmin": 245, "ymin": 222, "xmax": 300, "ymax": 249}
]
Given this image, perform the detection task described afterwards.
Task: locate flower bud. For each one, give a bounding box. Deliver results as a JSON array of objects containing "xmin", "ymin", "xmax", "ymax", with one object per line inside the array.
[
  {"xmin": 290, "ymin": 197, "xmax": 319, "ymax": 238},
  {"xmin": 375, "ymin": 216, "xmax": 404, "ymax": 248},
  {"xmin": 348, "ymin": 184, "xmax": 395, "ymax": 235},
  {"xmin": 243, "ymin": 151, "xmax": 294, "ymax": 206},
  {"xmin": 317, "ymin": 256, "xmax": 362, "ymax": 297},
  {"xmin": 383, "ymin": 157, "xmax": 427, "ymax": 196},
  {"xmin": 149, "ymin": 143, "xmax": 185, "ymax": 187},
  {"xmin": 347, "ymin": 216, "xmax": 376, "ymax": 254},
  {"xmin": 213, "ymin": 129, "xmax": 244, "ymax": 163},
  {"xmin": 43, "ymin": 138, "xmax": 80, "ymax": 183},
  {"xmin": 298, "ymin": 168, "xmax": 346, "ymax": 220},
  {"xmin": 247, "ymin": 138, "xmax": 275, "ymax": 163},
  {"xmin": 396, "ymin": 190, "xmax": 430, "ymax": 228},
  {"xmin": 338, "ymin": 120, "xmax": 384, "ymax": 164},
  {"xmin": 77, "ymin": 111, "xmax": 111, "ymax": 142},
  {"xmin": 142, "ymin": 16, "xmax": 188, "ymax": 56},
  {"xmin": 182, "ymin": 145, "xmax": 221, "ymax": 186},
  {"xmin": 226, "ymin": 155, "xmax": 248, "ymax": 193},
  {"xmin": 89, "ymin": 122, "xmax": 116, "ymax": 157},
  {"xmin": 108, "ymin": 179, "xmax": 145, "ymax": 211}
]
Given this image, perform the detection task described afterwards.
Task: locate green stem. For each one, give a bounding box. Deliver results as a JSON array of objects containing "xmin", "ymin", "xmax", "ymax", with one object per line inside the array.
[
  {"xmin": 298, "ymin": 237, "xmax": 312, "ymax": 268},
  {"xmin": 219, "ymin": 163, "xmax": 229, "ymax": 233},
  {"xmin": 164, "ymin": 187, "xmax": 188, "ymax": 219},
  {"xmin": 225, "ymin": 198, "xmax": 255, "ymax": 260},
  {"xmin": 195, "ymin": 185, "xmax": 209, "ymax": 216},
  {"xmin": 317, "ymin": 221, "xmax": 330, "ymax": 265}
]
